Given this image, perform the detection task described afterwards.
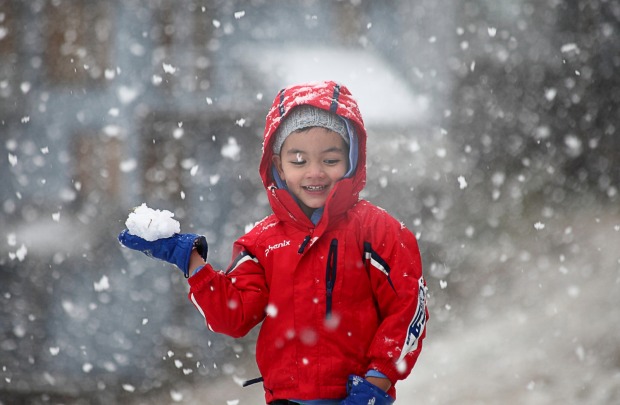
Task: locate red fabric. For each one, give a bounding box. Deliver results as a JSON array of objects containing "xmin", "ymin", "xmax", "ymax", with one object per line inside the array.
[{"xmin": 188, "ymin": 81, "xmax": 428, "ymax": 402}]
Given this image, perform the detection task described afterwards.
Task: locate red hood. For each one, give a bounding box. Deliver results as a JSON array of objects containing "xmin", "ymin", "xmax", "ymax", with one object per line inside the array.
[{"xmin": 259, "ymin": 81, "xmax": 367, "ymax": 228}]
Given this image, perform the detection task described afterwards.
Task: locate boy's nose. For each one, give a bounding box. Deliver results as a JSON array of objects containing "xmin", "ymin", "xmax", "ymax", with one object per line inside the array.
[{"xmin": 307, "ymin": 162, "xmax": 326, "ymax": 178}]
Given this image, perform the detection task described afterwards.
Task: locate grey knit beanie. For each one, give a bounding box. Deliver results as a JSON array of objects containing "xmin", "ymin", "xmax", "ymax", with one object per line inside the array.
[{"xmin": 272, "ymin": 105, "xmax": 349, "ymax": 154}]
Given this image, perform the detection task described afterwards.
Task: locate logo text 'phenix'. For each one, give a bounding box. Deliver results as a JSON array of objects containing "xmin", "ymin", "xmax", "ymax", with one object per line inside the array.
[{"xmin": 265, "ymin": 240, "xmax": 290, "ymax": 256}]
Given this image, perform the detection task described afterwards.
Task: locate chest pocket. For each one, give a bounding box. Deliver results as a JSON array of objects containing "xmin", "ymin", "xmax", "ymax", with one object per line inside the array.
[
  {"xmin": 363, "ymin": 241, "xmax": 396, "ymax": 293},
  {"xmin": 325, "ymin": 235, "xmax": 374, "ymax": 314},
  {"xmin": 325, "ymin": 239, "xmax": 338, "ymax": 319}
]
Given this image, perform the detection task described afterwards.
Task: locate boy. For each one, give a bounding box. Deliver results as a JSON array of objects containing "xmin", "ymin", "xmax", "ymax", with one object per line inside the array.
[{"xmin": 119, "ymin": 81, "xmax": 428, "ymax": 404}]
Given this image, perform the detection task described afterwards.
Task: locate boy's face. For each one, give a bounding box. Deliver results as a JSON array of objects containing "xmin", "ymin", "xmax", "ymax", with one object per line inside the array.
[{"xmin": 272, "ymin": 127, "xmax": 348, "ymax": 218}]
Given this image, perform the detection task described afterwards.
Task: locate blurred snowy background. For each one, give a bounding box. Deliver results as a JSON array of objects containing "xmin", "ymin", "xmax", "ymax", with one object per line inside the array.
[{"xmin": 1, "ymin": 1, "xmax": 619, "ymax": 404}]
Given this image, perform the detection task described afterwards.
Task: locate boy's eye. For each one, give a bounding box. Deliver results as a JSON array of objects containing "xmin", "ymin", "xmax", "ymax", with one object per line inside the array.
[{"xmin": 324, "ymin": 159, "xmax": 341, "ymax": 165}]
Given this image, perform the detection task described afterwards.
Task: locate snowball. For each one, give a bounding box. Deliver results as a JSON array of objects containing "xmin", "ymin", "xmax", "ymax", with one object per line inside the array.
[{"xmin": 125, "ymin": 203, "xmax": 180, "ymax": 241}]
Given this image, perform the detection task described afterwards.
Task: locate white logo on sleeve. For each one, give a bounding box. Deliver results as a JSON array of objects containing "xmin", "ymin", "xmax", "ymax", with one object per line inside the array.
[
  {"xmin": 397, "ymin": 277, "xmax": 428, "ymax": 362},
  {"xmin": 264, "ymin": 239, "xmax": 291, "ymax": 256}
]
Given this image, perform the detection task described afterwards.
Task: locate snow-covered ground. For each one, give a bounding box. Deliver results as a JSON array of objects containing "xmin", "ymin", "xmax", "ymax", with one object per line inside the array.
[
  {"xmin": 126, "ymin": 206, "xmax": 620, "ymax": 405},
  {"xmin": 399, "ymin": 207, "xmax": 620, "ymax": 405}
]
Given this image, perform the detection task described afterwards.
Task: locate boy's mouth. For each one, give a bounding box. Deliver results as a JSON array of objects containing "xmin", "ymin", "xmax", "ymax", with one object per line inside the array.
[{"xmin": 303, "ymin": 185, "xmax": 328, "ymax": 192}]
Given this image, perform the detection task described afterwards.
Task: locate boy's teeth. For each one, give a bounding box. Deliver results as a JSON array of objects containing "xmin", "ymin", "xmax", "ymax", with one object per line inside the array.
[{"xmin": 306, "ymin": 186, "xmax": 324, "ymax": 191}]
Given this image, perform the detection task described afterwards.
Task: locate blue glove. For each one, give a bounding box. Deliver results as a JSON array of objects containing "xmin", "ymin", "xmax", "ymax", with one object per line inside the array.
[
  {"xmin": 118, "ymin": 230, "xmax": 208, "ymax": 278},
  {"xmin": 340, "ymin": 375, "xmax": 394, "ymax": 405}
]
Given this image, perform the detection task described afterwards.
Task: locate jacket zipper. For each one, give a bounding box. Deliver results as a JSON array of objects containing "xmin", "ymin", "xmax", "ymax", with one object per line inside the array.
[
  {"xmin": 325, "ymin": 239, "xmax": 338, "ymax": 319},
  {"xmin": 298, "ymin": 235, "xmax": 311, "ymax": 254}
]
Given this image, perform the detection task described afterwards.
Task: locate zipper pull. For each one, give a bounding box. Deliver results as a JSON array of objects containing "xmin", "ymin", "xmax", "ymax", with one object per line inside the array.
[{"xmin": 298, "ymin": 235, "xmax": 311, "ymax": 254}]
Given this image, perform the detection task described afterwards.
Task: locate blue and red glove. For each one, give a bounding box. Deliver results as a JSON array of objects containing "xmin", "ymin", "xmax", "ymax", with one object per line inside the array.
[
  {"xmin": 118, "ymin": 230, "xmax": 208, "ymax": 278},
  {"xmin": 340, "ymin": 375, "xmax": 394, "ymax": 405}
]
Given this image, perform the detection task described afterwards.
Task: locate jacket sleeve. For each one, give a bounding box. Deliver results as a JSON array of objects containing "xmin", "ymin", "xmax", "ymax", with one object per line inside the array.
[
  {"xmin": 187, "ymin": 241, "xmax": 269, "ymax": 338},
  {"xmin": 363, "ymin": 212, "xmax": 429, "ymax": 385}
]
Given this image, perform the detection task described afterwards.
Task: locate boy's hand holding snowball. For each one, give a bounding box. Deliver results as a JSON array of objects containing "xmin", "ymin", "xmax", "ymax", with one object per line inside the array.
[{"xmin": 118, "ymin": 204, "xmax": 208, "ymax": 277}]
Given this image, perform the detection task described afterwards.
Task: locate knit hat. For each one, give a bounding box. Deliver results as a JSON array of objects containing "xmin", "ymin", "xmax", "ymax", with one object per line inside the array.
[{"xmin": 272, "ymin": 105, "xmax": 349, "ymax": 154}]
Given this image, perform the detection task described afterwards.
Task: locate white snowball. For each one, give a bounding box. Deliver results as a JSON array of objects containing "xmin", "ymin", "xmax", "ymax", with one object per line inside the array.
[{"xmin": 125, "ymin": 203, "xmax": 180, "ymax": 241}]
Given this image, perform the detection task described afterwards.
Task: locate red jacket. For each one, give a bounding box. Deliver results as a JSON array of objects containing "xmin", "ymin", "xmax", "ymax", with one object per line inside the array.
[{"xmin": 188, "ymin": 81, "xmax": 428, "ymax": 402}]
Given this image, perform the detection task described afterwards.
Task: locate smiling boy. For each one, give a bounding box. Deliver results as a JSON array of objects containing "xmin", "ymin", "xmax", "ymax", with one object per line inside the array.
[
  {"xmin": 271, "ymin": 105, "xmax": 351, "ymax": 221},
  {"xmin": 120, "ymin": 81, "xmax": 428, "ymax": 404},
  {"xmin": 273, "ymin": 126, "xmax": 347, "ymax": 217}
]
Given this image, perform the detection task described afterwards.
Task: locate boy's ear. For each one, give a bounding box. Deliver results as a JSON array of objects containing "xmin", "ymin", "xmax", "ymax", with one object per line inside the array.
[{"xmin": 272, "ymin": 155, "xmax": 284, "ymax": 179}]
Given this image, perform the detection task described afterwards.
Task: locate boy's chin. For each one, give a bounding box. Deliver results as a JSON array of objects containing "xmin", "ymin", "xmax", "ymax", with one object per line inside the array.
[
  {"xmin": 302, "ymin": 200, "xmax": 326, "ymax": 210},
  {"xmin": 299, "ymin": 201, "xmax": 325, "ymax": 216}
]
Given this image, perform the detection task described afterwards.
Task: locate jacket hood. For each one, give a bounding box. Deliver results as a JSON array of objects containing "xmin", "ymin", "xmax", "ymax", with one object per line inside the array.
[{"xmin": 259, "ymin": 81, "xmax": 367, "ymax": 227}]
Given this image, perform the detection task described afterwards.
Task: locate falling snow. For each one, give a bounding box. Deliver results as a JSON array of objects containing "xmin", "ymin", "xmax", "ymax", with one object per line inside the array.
[
  {"xmin": 94, "ymin": 275, "xmax": 110, "ymax": 292},
  {"xmin": 221, "ymin": 137, "xmax": 241, "ymax": 161},
  {"xmin": 162, "ymin": 63, "xmax": 178, "ymax": 74}
]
